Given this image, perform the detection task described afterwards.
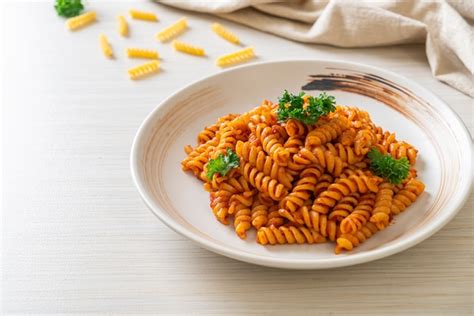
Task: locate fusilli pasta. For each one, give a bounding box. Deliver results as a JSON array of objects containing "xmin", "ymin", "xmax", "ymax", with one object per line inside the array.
[
  {"xmin": 128, "ymin": 60, "xmax": 159, "ymax": 80},
  {"xmin": 173, "ymin": 40, "xmax": 205, "ymax": 56},
  {"xmin": 181, "ymin": 92, "xmax": 425, "ymax": 254},
  {"xmin": 127, "ymin": 48, "xmax": 159, "ymax": 59},
  {"xmin": 216, "ymin": 47, "xmax": 255, "ymax": 67},
  {"xmin": 211, "ymin": 23, "xmax": 240, "ymax": 44},
  {"xmin": 129, "ymin": 9, "xmax": 158, "ymax": 22},
  {"xmin": 117, "ymin": 15, "xmax": 128, "ymax": 37},
  {"xmin": 66, "ymin": 11, "xmax": 96, "ymax": 31},
  {"xmin": 156, "ymin": 17, "xmax": 188, "ymax": 42},
  {"xmin": 99, "ymin": 34, "xmax": 113, "ymax": 58}
]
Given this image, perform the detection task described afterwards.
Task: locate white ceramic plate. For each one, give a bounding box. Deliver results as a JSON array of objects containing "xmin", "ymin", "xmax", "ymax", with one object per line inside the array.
[{"xmin": 131, "ymin": 60, "xmax": 472, "ymax": 269}]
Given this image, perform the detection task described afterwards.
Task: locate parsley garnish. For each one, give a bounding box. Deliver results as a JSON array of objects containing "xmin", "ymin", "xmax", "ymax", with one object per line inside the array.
[
  {"xmin": 206, "ymin": 148, "xmax": 240, "ymax": 180},
  {"xmin": 55, "ymin": 0, "xmax": 84, "ymax": 17},
  {"xmin": 277, "ymin": 90, "xmax": 336, "ymax": 125},
  {"xmin": 368, "ymin": 148, "xmax": 410, "ymax": 184}
]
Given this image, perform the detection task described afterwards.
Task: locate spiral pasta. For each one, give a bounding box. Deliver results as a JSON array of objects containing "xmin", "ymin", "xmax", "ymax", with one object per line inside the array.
[
  {"xmin": 240, "ymin": 162, "xmax": 288, "ymax": 201},
  {"xmin": 267, "ymin": 205, "xmax": 285, "ymax": 227},
  {"xmin": 236, "ymin": 141, "xmax": 293, "ymax": 188},
  {"xmin": 229, "ymin": 192, "xmax": 254, "ymax": 239},
  {"xmin": 374, "ymin": 131, "xmax": 418, "ymax": 164},
  {"xmin": 128, "ymin": 60, "xmax": 159, "ymax": 80},
  {"xmin": 117, "ymin": 15, "xmax": 128, "ymax": 37},
  {"xmin": 281, "ymin": 166, "xmax": 324, "ymax": 212},
  {"xmin": 390, "ymin": 179, "xmax": 425, "ymax": 215},
  {"xmin": 340, "ymin": 193, "xmax": 376, "ymax": 234},
  {"xmin": 328, "ymin": 193, "xmax": 360, "ymax": 221},
  {"xmin": 126, "ymin": 48, "xmax": 159, "ymax": 59},
  {"xmin": 335, "ymin": 222, "xmax": 379, "ymax": 253},
  {"xmin": 216, "ymin": 47, "xmax": 255, "ymax": 67},
  {"xmin": 156, "ymin": 17, "xmax": 188, "ymax": 42},
  {"xmin": 251, "ymin": 197, "xmax": 269, "ymax": 229},
  {"xmin": 305, "ymin": 116, "xmax": 349, "ymax": 148},
  {"xmin": 285, "ymin": 206, "xmax": 339, "ymax": 241},
  {"xmin": 181, "ymin": 95, "xmax": 424, "ymax": 254},
  {"xmin": 312, "ymin": 175, "xmax": 381, "ymax": 214},
  {"xmin": 257, "ymin": 225, "xmax": 327, "ymax": 245},
  {"xmin": 66, "ymin": 11, "xmax": 96, "ymax": 31},
  {"xmin": 173, "ymin": 40, "xmax": 206, "ymax": 56},
  {"xmin": 370, "ymin": 182, "xmax": 394, "ymax": 229},
  {"xmin": 291, "ymin": 148, "xmax": 346, "ymax": 176},
  {"xmin": 212, "ymin": 23, "xmax": 240, "ymax": 44},
  {"xmin": 253, "ymin": 124, "xmax": 290, "ymax": 166},
  {"xmin": 99, "ymin": 34, "xmax": 113, "ymax": 58},
  {"xmin": 129, "ymin": 9, "xmax": 158, "ymax": 22}
]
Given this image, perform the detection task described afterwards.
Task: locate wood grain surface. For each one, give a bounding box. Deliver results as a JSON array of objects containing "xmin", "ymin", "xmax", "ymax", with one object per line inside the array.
[{"xmin": 2, "ymin": 1, "xmax": 473, "ymax": 315}]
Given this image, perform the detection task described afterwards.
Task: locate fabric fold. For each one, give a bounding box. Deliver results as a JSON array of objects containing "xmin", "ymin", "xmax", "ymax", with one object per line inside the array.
[{"xmin": 157, "ymin": 0, "xmax": 473, "ymax": 97}]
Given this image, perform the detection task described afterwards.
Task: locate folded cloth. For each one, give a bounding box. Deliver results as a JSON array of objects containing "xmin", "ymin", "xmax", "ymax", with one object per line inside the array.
[{"xmin": 157, "ymin": 0, "xmax": 473, "ymax": 97}]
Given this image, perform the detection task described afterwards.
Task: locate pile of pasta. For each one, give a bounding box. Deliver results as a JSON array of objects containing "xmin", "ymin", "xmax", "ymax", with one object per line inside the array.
[{"xmin": 181, "ymin": 98, "xmax": 425, "ymax": 254}]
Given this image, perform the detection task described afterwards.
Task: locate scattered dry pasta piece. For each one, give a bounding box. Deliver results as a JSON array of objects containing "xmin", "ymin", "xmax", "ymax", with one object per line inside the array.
[
  {"xmin": 211, "ymin": 23, "xmax": 240, "ymax": 44},
  {"xmin": 99, "ymin": 34, "xmax": 113, "ymax": 58},
  {"xmin": 128, "ymin": 60, "xmax": 159, "ymax": 80},
  {"xmin": 117, "ymin": 15, "xmax": 128, "ymax": 37},
  {"xmin": 173, "ymin": 40, "xmax": 205, "ymax": 56},
  {"xmin": 156, "ymin": 17, "xmax": 188, "ymax": 42},
  {"xmin": 129, "ymin": 9, "xmax": 158, "ymax": 22},
  {"xmin": 66, "ymin": 11, "xmax": 96, "ymax": 31},
  {"xmin": 126, "ymin": 48, "xmax": 159, "ymax": 59},
  {"xmin": 216, "ymin": 47, "xmax": 255, "ymax": 67}
]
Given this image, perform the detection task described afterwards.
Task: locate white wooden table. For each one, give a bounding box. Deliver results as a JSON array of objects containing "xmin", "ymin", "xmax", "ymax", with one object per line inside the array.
[{"xmin": 2, "ymin": 1, "xmax": 473, "ymax": 314}]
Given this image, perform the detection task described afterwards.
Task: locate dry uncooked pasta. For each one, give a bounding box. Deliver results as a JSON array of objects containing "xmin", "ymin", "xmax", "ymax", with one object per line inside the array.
[
  {"xmin": 129, "ymin": 9, "xmax": 158, "ymax": 22},
  {"xmin": 127, "ymin": 48, "xmax": 159, "ymax": 59},
  {"xmin": 181, "ymin": 92, "xmax": 425, "ymax": 254},
  {"xmin": 117, "ymin": 15, "xmax": 128, "ymax": 37},
  {"xmin": 156, "ymin": 17, "xmax": 187, "ymax": 42},
  {"xmin": 173, "ymin": 40, "xmax": 205, "ymax": 56},
  {"xmin": 211, "ymin": 23, "xmax": 240, "ymax": 44},
  {"xmin": 99, "ymin": 34, "xmax": 113, "ymax": 58},
  {"xmin": 66, "ymin": 11, "xmax": 96, "ymax": 31},
  {"xmin": 128, "ymin": 60, "xmax": 159, "ymax": 80},
  {"xmin": 216, "ymin": 47, "xmax": 255, "ymax": 67}
]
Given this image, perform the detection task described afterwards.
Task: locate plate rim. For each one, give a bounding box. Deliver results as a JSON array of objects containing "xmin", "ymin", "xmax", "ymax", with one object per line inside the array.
[{"xmin": 130, "ymin": 58, "xmax": 473, "ymax": 269}]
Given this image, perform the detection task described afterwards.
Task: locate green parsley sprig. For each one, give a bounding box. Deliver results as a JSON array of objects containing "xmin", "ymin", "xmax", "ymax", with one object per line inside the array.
[
  {"xmin": 206, "ymin": 148, "xmax": 240, "ymax": 180},
  {"xmin": 368, "ymin": 148, "xmax": 410, "ymax": 184},
  {"xmin": 277, "ymin": 90, "xmax": 336, "ymax": 125},
  {"xmin": 55, "ymin": 0, "xmax": 84, "ymax": 17}
]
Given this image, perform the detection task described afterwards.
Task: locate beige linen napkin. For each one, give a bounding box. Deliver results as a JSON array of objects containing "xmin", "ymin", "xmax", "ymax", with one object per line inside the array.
[{"xmin": 157, "ymin": 0, "xmax": 474, "ymax": 97}]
